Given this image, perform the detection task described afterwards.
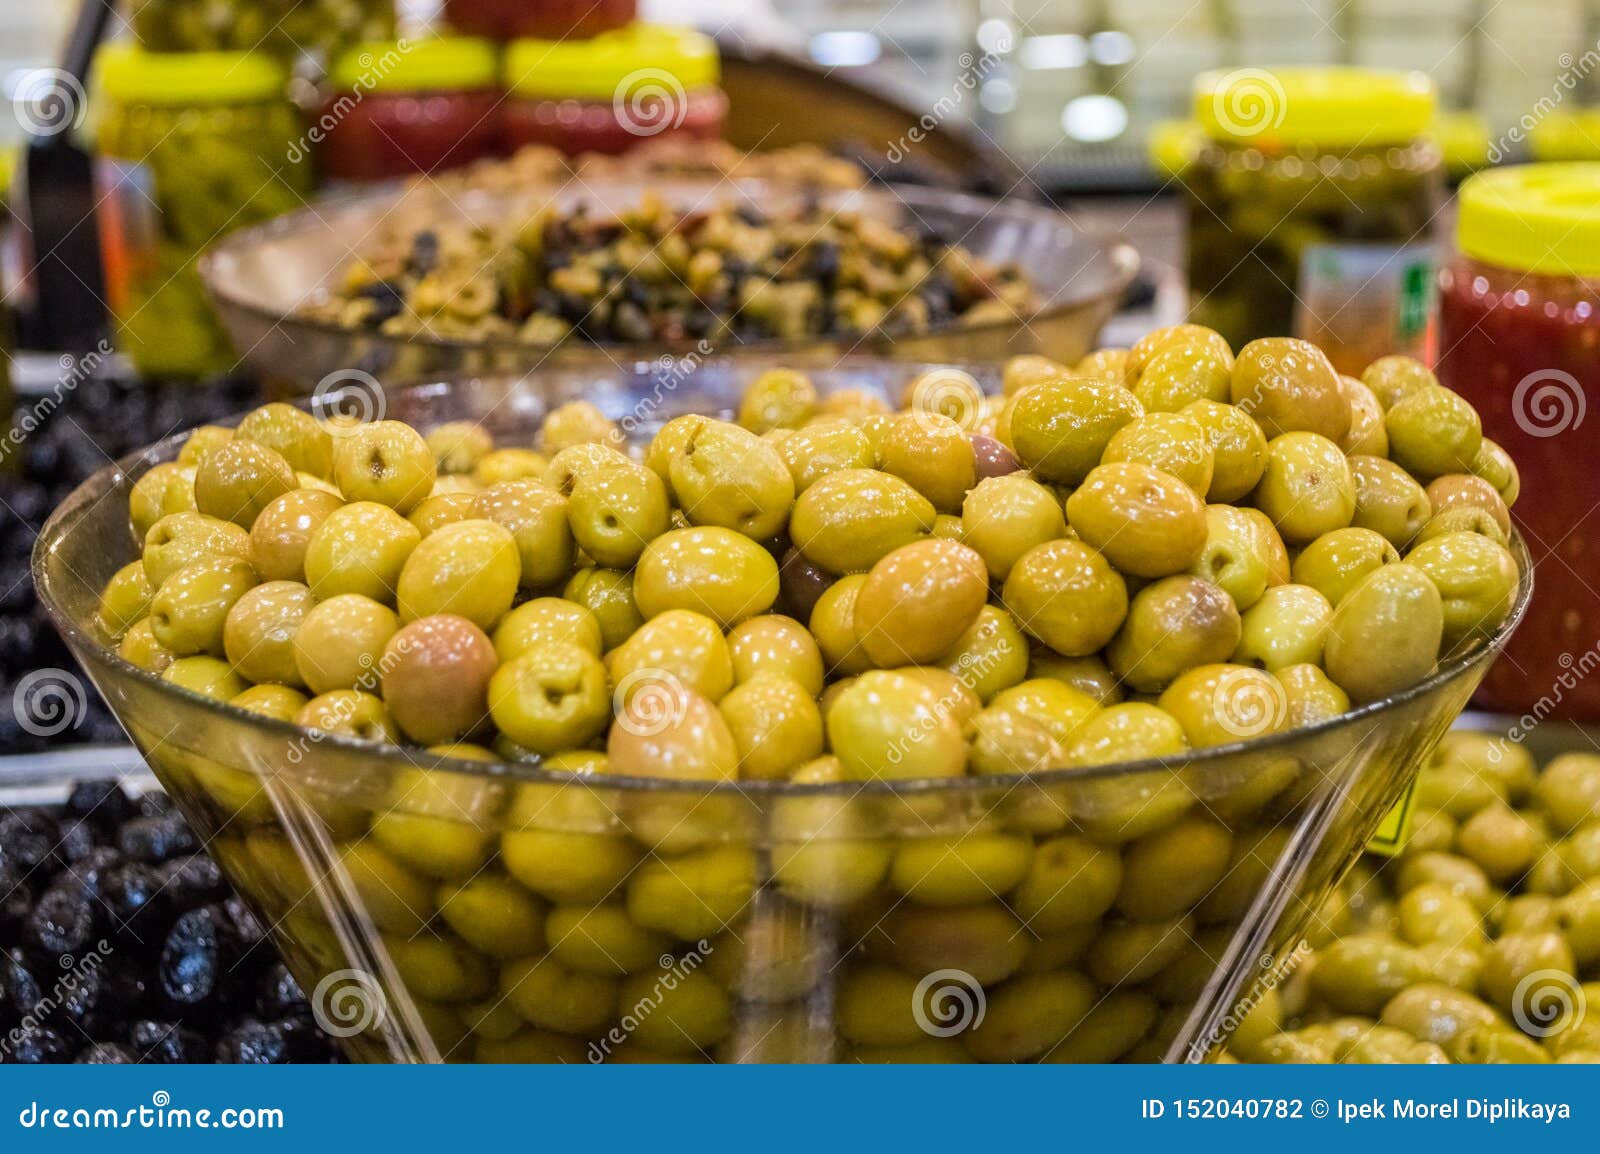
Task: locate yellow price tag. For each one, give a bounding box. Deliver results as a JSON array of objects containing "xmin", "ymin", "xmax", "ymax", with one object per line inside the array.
[{"xmin": 1365, "ymin": 777, "xmax": 1420, "ymax": 857}]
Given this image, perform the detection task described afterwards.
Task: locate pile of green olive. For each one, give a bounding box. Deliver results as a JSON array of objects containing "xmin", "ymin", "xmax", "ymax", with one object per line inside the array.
[
  {"xmin": 96, "ymin": 328, "xmax": 1525, "ymax": 1062},
  {"xmin": 1233, "ymin": 732, "xmax": 1600, "ymax": 1064}
]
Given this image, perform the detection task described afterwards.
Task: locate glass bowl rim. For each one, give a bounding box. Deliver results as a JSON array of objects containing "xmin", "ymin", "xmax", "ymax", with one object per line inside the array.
[
  {"xmin": 33, "ymin": 369, "xmax": 1533, "ymax": 800},
  {"xmin": 195, "ymin": 179, "xmax": 1142, "ymax": 360}
]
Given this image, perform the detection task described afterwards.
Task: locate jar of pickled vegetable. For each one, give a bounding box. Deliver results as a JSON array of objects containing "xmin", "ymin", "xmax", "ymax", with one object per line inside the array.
[
  {"xmin": 502, "ymin": 24, "xmax": 726, "ymax": 157},
  {"xmin": 130, "ymin": 0, "xmax": 397, "ymax": 60},
  {"xmin": 444, "ymin": 0, "xmax": 635, "ymax": 40},
  {"xmin": 1436, "ymin": 164, "xmax": 1600, "ymax": 718},
  {"xmin": 317, "ymin": 37, "xmax": 501, "ymax": 182},
  {"xmin": 93, "ymin": 44, "xmax": 312, "ymax": 378},
  {"xmin": 1185, "ymin": 68, "xmax": 1442, "ymax": 373}
]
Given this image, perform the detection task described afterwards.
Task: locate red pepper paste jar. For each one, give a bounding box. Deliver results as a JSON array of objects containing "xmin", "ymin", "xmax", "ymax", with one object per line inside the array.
[
  {"xmin": 501, "ymin": 24, "xmax": 726, "ymax": 157},
  {"xmin": 317, "ymin": 37, "xmax": 501, "ymax": 182},
  {"xmin": 1436, "ymin": 164, "xmax": 1600, "ymax": 717}
]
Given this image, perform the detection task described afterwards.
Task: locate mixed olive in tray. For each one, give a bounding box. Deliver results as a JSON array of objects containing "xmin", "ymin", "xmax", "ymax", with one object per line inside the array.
[
  {"xmin": 75, "ymin": 326, "xmax": 1527, "ymax": 1062},
  {"xmin": 301, "ymin": 194, "xmax": 1039, "ymax": 347}
]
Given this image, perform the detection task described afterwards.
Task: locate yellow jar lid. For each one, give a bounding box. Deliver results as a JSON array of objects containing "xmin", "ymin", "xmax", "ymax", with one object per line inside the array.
[
  {"xmin": 95, "ymin": 42, "xmax": 287, "ymax": 106},
  {"xmin": 1457, "ymin": 163, "xmax": 1600, "ymax": 278},
  {"xmin": 329, "ymin": 37, "xmax": 498, "ymax": 92},
  {"xmin": 504, "ymin": 24, "xmax": 718, "ymax": 100},
  {"xmin": 1147, "ymin": 119, "xmax": 1204, "ymax": 178},
  {"xmin": 1195, "ymin": 67, "xmax": 1435, "ymax": 148},
  {"xmin": 1529, "ymin": 110, "xmax": 1600, "ymax": 162}
]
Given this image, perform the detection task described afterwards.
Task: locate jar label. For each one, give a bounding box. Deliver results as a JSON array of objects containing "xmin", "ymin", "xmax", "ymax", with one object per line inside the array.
[
  {"xmin": 1365, "ymin": 775, "xmax": 1419, "ymax": 858},
  {"xmin": 1294, "ymin": 241, "xmax": 1435, "ymax": 375}
]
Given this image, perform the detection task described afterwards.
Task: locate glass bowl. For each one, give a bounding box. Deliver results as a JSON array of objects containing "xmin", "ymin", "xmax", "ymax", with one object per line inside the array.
[
  {"xmin": 196, "ymin": 180, "xmax": 1139, "ymax": 389},
  {"xmin": 33, "ymin": 362, "xmax": 1531, "ymax": 1064}
]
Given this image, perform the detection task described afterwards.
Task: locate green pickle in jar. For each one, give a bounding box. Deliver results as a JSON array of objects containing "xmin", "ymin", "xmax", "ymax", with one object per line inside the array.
[
  {"xmin": 93, "ymin": 44, "xmax": 312, "ymax": 377},
  {"xmin": 1185, "ymin": 69, "xmax": 1442, "ymax": 373}
]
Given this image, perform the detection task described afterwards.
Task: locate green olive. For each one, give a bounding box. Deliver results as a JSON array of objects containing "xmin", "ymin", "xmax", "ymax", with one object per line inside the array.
[
  {"xmin": 1323, "ymin": 563, "xmax": 1443, "ymax": 703},
  {"xmin": 566, "ymin": 462, "xmax": 671, "ymax": 569},
  {"xmin": 668, "ymin": 419, "xmax": 794, "ymax": 540},
  {"xmin": 726, "ymin": 614, "xmax": 825, "ymax": 696},
  {"xmin": 1233, "ymin": 583, "xmax": 1333, "ymax": 670},
  {"xmin": 790, "ymin": 468, "xmax": 936, "ymax": 574},
  {"xmin": 193, "ymin": 439, "xmax": 298, "ymax": 529},
  {"xmin": 292, "ymin": 593, "xmax": 399, "ymax": 695},
  {"xmin": 223, "ymin": 580, "xmax": 312, "ymax": 686},
  {"xmin": 1009, "ymin": 375, "xmax": 1143, "ymax": 484},
  {"xmin": 1066, "ymin": 462, "xmax": 1208, "ymax": 578},
  {"xmin": 607, "ymin": 608, "xmax": 734, "ymax": 702},
  {"xmin": 251, "ymin": 488, "xmax": 346, "ymax": 584},
  {"xmin": 395, "ymin": 519, "xmax": 520, "ymax": 629},
  {"xmin": 1101, "ymin": 410, "xmax": 1216, "ymax": 494},
  {"xmin": 1405, "ymin": 531, "xmax": 1520, "ymax": 646},
  {"xmin": 1349, "ymin": 455, "xmax": 1432, "ymax": 549},
  {"xmin": 775, "ymin": 420, "xmax": 877, "ymax": 492},
  {"xmin": 488, "ymin": 642, "xmax": 611, "ymax": 754},
  {"xmin": 142, "ymin": 512, "xmax": 252, "ymax": 590},
  {"xmin": 1362, "ymin": 354, "xmax": 1438, "ymax": 410},
  {"xmin": 878, "ymin": 412, "xmax": 977, "ymax": 513},
  {"xmin": 1252, "ymin": 432, "xmax": 1355, "ymax": 545},
  {"xmin": 961, "ymin": 474, "xmax": 1068, "ymax": 581},
  {"xmin": 827, "ymin": 669, "xmax": 966, "ymax": 781},
  {"xmin": 149, "ymin": 555, "xmax": 257, "ymax": 657},
  {"xmin": 1107, "ymin": 575, "xmax": 1241, "ymax": 692},
  {"xmin": 1002, "ymin": 539, "xmax": 1128, "ymax": 657},
  {"xmin": 717, "ymin": 672, "xmax": 824, "ymax": 781},
  {"xmin": 332, "ymin": 420, "xmax": 437, "ymax": 513},
  {"xmin": 1229, "ymin": 337, "xmax": 1350, "ymax": 442},
  {"xmin": 852, "ymin": 539, "xmax": 988, "ymax": 666},
  {"xmin": 236, "ymin": 402, "xmax": 335, "ymax": 476},
  {"xmin": 474, "ymin": 480, "xmax": 575, "ymax": 589},
  {"xmin": 493, "ymin": 597, "xmax": 604, "ymax": 662},
  {"xmin": 1384, "ymin": 386, "xmax": 1483, "ymax": 480},
  {"xmin": 634, "ymin": 526, "xmax": 779, "ymax": 628},
  {"xmin": 1182, "ymin": 399, "xmax": 1268, "ymax": 502},
  {"xmin": 563, "ymin": 567, "xmax": 644, "ymax": 651}
]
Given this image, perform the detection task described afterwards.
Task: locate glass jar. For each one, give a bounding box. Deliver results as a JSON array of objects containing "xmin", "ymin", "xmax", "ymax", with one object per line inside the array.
[
  {"xmin": 444, "ymin": 0, "xmax": 635, "ymax": 40},
  {"xmin": 1185, "ymin": 68, "xmax": 1442, "ymax": 373},
  {"xmin": 1435, "ymin": 164, "xmax": 1600, "ymax": 719},
  {"xmin": 502, "ymin": 25, "xmax": 726, "ymax": 157},
  {"xmin": 131, "ymin": 0, "xmax": 397, "ymax": 60},
  {"xmin": 93, "ymin": 44, "xmax": 312, "ymax": 378},
  {"xmin": 316, "ymin": 37, "xmax": 502, "ymax": 182}
]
